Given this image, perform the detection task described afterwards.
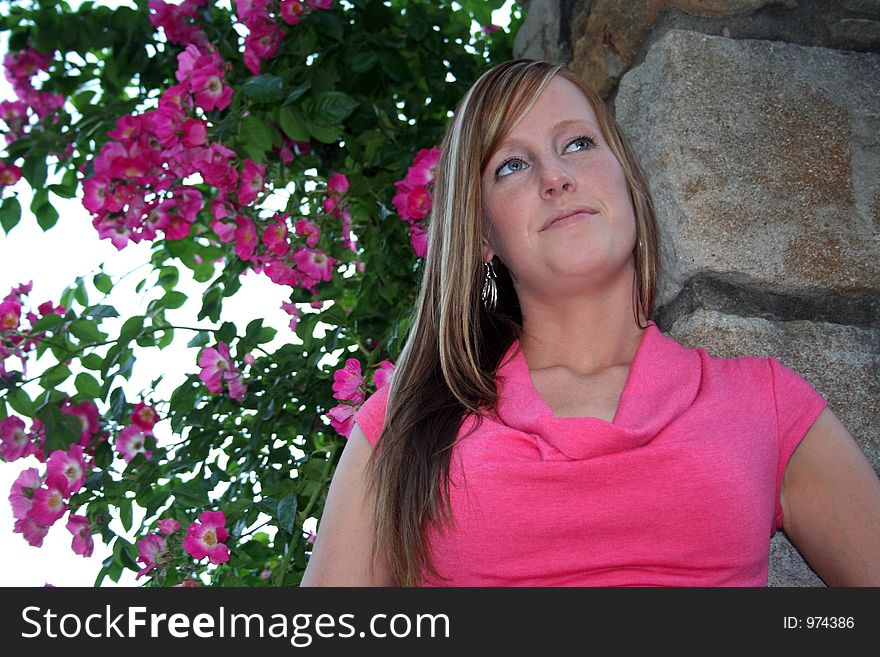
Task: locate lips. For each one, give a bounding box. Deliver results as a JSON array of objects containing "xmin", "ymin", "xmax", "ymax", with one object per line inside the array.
[{"xmin": 540, "ymin": 206, "xmax": 599, "ymax": 231}]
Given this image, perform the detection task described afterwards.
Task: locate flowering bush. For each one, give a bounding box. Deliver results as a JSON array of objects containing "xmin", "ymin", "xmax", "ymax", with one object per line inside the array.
[{"xmin": 0, "ymin": 0, "xmax": 519, "ymax": 586}]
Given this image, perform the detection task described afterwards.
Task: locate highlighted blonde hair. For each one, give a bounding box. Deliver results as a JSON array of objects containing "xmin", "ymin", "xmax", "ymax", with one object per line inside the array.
[{"xmin": 369, "ymin": 60, "xmax": 659, "ymax": 586}]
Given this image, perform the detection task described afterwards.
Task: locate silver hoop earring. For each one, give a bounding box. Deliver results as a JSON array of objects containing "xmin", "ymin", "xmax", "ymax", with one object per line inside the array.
[{"xmin": 481, "ymin": 260, "xmax": 498, "ymax": 312}]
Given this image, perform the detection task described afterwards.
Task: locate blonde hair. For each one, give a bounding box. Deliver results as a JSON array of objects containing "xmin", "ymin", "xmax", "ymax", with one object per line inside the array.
[{"xmin": 369, "ymin": 60, "xmax": 660, "ymax": 586}]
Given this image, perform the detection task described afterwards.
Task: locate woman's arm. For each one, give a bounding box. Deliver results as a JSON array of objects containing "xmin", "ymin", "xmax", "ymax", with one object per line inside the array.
[
  {"xmin": 780, "ymin": 407, "xmax": 880, "ymax": 585},
  {"xmin": 300, "ymin": 423, "xmax": 393, "ymax": 586}
]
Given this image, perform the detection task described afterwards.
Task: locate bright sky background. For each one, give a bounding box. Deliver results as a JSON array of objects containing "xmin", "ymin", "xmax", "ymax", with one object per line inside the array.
[{"xmin": 0, "ymin": 0, "xmax": 517, "ymax": 587}]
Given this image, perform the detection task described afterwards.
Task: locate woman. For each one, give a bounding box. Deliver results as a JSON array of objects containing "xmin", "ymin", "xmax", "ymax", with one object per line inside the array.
[{"xmin": 301, "ymin": 60, "xmax": 880, "ymax": 586}]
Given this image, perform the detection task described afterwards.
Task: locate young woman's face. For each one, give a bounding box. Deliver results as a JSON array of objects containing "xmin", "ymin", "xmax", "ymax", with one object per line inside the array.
[{"xmin": 480, "ymin": 76, "xmax": 637, "ymax": 300}]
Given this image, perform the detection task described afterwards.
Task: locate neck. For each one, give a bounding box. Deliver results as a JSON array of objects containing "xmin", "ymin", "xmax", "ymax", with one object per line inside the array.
[{"xmin": 514, "ymin": 263, "xmax": 646, "ymax": 376}]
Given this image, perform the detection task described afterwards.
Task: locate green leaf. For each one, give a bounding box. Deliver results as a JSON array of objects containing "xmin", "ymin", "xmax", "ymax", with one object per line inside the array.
[
  {"xmin": 7, "ymin": 387, "xmax": 35, "ymax": 416},
  {"xmin": 75, "ymin": 372, "xmax": 102, "ymax": 398},
  {"xmin": 161, "ymin": 290, "xmax": 187, "ymax": 309},
  {"xmin": 257, "ymin": 327, "xmax": 277, "ymax": 344},
  {"xmin": 187, "ymin": 331, "xmax": 210, "ymax": 348},
  {"xmin": 69, "ymin": 318, "xmax": 106, "ymax": 342},
  {"xmin": 217, "ymin": 321, "xmax": 237, "ymax": 344},
  {"xmin": 279, "ymin": 107, "xmax": 310, "ymax": 142},
  {"xmin": 277, "ymin": 494, "xmax": 298, "ymax": 533},
  {"xmin": 31, "ymin": 190, "xmax": 59, "ymax": 231},
  {"xmin": 118, "ymin": 498, "xmax": 133, "ymax": 532},
  {"xmin": 31, "ymin": 313, "xmax": 64, "ymax": 332},
  {"xmin": 303, "ymin": 91, "xmax": 359, "ymax": 126},
  {"xmin": 84, "ymin": 304, "xmax": 119, "ymax": 319},
  {"xmin": 157, "ymin": 266, "xmax": 179, "ymax": 290},
  {"xmin": 282, "ymin": 81, "xmax": 311, "ymax": 107},
  {"xmin": 48, "ymin": 183, "xmax": 76, "ymax": 200},
  {"xmin": 241, "ymin": 74, "xmax": 285, "ymax": 103},
  {"xmin": 80, "ymin": 353, "xmax": 104, "ymax": 371},
  {"xmin": 0, "ymin": 197, "xmax": 21, "ymax": 234},
  {"xmin": 22, "ymin": 156, "xmax": 47, "ymax": 189},
  {"xmin": 108, "ymin": 387, "xmax": 127, "ymax": 420},
  {"xmin": 93, "ymin": 273, "xmax": 113, "ymax": 294},
  {"xmin": 239, "ymin": 115, "xmax": 276, "ymax": 162},
  {"xmin": 42, "ymin": 364, "xmax": 72, "ymax": 388},
  {"xmin": 305, "ymin": 119, "xmax": 342, "ymax": 144},
  {"xmin": 119, "ymin": 315, "xmax": 145, "ymax": 342}
]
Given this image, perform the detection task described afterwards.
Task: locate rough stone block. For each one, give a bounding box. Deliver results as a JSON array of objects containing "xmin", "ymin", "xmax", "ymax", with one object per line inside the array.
[{"xmin": 615, "ymin": 30, "xmax": 880, "ymax": 310}]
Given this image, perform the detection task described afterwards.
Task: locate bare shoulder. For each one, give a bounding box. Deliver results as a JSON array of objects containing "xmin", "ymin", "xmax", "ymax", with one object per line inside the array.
[
  {"xmin": 300, "ymin": 423, "xmax": 393, "ymax": 586},
  {"xmin": 781, "ymin": 407, "xmax": 880, "ymax": 585}
]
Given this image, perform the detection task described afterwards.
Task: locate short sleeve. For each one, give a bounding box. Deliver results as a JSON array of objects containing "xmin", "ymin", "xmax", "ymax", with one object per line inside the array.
[
  {"xmin": 769, "ymin": 357, "xmax": 828, "ymax": 529},
  {"xmin": 353, "ymin": 384, "xmax": 390, "ymax": 449}
]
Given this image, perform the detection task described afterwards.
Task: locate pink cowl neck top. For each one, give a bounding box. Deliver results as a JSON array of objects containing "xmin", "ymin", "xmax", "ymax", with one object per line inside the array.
[{"xmin": 353, "ymin": 321, "xmax": 827, "ymax": 586}]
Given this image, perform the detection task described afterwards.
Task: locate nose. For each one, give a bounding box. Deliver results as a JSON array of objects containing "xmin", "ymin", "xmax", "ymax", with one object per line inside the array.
[{"xmin": 540, "ymin": 159, "xmax": 575, "ymax": 198}]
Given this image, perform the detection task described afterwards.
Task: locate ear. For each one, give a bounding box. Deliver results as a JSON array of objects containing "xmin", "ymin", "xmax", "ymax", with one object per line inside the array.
[{"xmin": 481, "ymin": 239, "xmax": 495, "ymax": 264}]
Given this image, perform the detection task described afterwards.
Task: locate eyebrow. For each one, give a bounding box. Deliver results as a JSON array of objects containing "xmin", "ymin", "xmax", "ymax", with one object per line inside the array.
[{"xmin": 492, "ymin": 119, "xmax": 597, "ymax": 155}]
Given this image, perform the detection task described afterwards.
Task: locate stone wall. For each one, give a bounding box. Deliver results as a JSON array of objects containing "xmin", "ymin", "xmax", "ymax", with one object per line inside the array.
[{"xmin": 514, "ymin": 1, "xmax": 880, "ymax": 586}]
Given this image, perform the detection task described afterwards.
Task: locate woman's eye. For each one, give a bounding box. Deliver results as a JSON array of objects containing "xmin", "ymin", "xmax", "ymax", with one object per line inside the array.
[
  {"xmin": 564, "ymin": 136, "xmax": 594, "ymax": 153},
  {"xmin": 496, "ymin": 158, "xmax": 528, "ymax": 177}
]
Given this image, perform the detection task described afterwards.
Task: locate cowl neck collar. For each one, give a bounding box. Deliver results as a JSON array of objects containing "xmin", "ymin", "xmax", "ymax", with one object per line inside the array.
[{"xmin": 493, "ymin": 321, "xmax": 702, "ymax": 461}]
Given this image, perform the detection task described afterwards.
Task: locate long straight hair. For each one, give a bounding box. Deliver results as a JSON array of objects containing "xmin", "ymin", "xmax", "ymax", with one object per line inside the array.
[{"xmin": 368, "ymin": 60, "xmax": 660, "ymax": 586}]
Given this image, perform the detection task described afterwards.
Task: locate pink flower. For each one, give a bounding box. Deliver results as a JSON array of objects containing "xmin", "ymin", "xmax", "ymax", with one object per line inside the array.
[
  {"xmin": 373, "ymin": 360, "xmax": 396, "ymax": 389},
  {"xmin": 184, "ymin": 510, "xmax": 230, "ymax": 564},
  {"xmin": 9, "ymin": 467, "xmax": 41, "ymax": 520},
  {"xmin": 198, "ymin": 343, "xmax": 232, "ymax": 394},
  {"xmin": 234, "ymin": 215, "xmax": 258, "ymax": 261},
  {"xmin": 409, "ymin": 223, "xmax": 428, "ymax": 259},
  {"xmin": 482, "ymin": 24, "xmax": 501, "ymax": 36},
  {"xmin": 181, "ymin": 118, "xmax": 207, "ymax": 147},
  {"xmin": 136, "ymin": 533, "xmax": 167, "ymax": 579},
  {"xmin": 198, "ymin": 343, "xmax": 247, "ymax": 400},
  {"xmin": 190, "ymin": 55, "xmax": 234, "ymax": 112},
  {"xmin": 0, "ymin": 298, "xmax": 21, "ymax": 330},
  {"xmin": 327, "ymin": 403, "xmax": 355, "ymax": 438},
  {"xmin": 281, "ymin": 301, "xmax": 299, "ymax": 331},
  {"xmin": 0, "ymin": 162, "xmax": 22, "ymax": 187},
  {"xmin": 293, "ymin": 247, "xmax": 335, "ymax": 283},
  {"xmin": 131, "ymin": 402, "xmax": 159, "ymax": 430},
  {"xmin": 237, "ymin": 159, "xmax": 265, "ymax": 206},
  {"xmin": 294, "ymin": 218, "xmax": 320, "ymax": 248},
  {"xmin": 263, "ymin": 216, "xmax": 290, "ymax": 255},
  {"xmin": 61, "ymin": 400, "xmax": 100, "ymax": 448},
  {"xmin": 29, "ymin": 475, "xmax": 68, "ymax": 526},
  {"xmin": 279, "ymin": 0, "xmax": 305, "ymax": 24},
  {"xmin": 243, "ymin": 20, "xmax": 284, "ymax": 75},
  {"xmin": 157, "ymin": 517, "xmax": 181, "ymax": 535},
  {"xmin": 327, "ymin": 172, "xmax": 349, "ymax": 193},
  {"xmin": 0, "ymin": 415, "xmax": 35, "ymax": 461},
  {"xmin": 46, "ymin": 445, "xmax": 87, "ymax": 496},
  {"xmin": 14, "ymin": 515, "xmax": 49, "ymax": 547},
  {"xmin": 66, "ymin": 514, "xmax": 94, "ymax": 557},
  {"xmin": 116, "ymin": 424, "xmax": 153, "ymax": 463},
  {"xmin": 332, "ymin": 358, "xmax": 364, "ymax": 403}
]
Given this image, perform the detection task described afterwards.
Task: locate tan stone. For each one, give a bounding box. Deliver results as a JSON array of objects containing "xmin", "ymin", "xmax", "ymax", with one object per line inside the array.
[
  {"xmin": 570, "ymin": 0, "xmax": 777, "ymax": 97},
  {"xmin": 615, "ymin": 31, "xmax": 880, "ymax": 308}
]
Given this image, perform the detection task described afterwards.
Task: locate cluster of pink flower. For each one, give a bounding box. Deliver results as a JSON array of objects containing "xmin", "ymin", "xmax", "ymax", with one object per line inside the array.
[
  {"xmin": 4, "ymin": 399, "xmax": 158, "ymax": 558},
  {"xmin": 392, "ymin": 147, "xmax": 441, "ymax": 258},
  {"xmin": 148, "ymin": 0, "xmax": 209, "ymax": 48},
  {"xmin": 8, "ymin": 447, "xmax": 91, "ymax": 555},
  {"xmin": 0, "ymin": 47, "xmax": 63, "ymax": 148},
  {"xmin": 327, "ymin": 358, "xmax": 394, "ymax": 437},
  {"xmin": 136, "ymin": 509, "xmax": 229, "ymax": 581},
  {"xmin": 115, "ymin": 401, "xmax": 159, "ymax": 463},
  {"xmin": 234, "ymin": 0, "xmax": 335, "ymax": 76},
  {"xmin": 198, "ymin": 342, "xmax": 247, "ymax": 401},
  {"xmin": 81, "ymin": 43, "xmax": 237, "ymax": 249},
  {"xmin": 231, "ymin": 173, "xmax": 352, "ymax": 294},
  {"xmin": 0, "ymin": 282, "xmax": 65, "ymax": 378}
]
